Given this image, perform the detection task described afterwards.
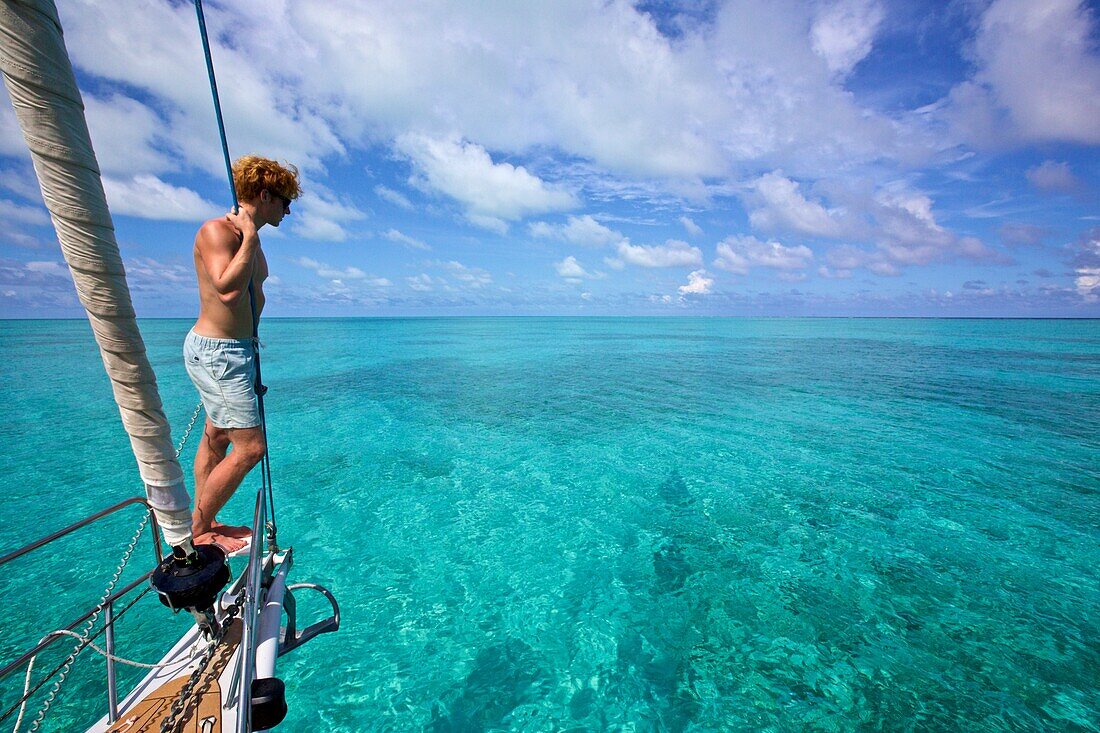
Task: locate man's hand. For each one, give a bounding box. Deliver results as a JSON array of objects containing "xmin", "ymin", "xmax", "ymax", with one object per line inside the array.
[{"xmin": 225, "ymin": 207, "xmax": 258, "ymax": 241}]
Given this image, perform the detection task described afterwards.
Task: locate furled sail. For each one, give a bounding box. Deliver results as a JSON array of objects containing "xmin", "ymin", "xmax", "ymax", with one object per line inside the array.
[{"xmin": 0, "ymin": 0, "xmax": 193, "ymax": 546}]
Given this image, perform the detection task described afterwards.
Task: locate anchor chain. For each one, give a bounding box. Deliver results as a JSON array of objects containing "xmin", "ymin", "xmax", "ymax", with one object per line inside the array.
[
  {"xmin": 175, "ymin": 401, "xmax": 204, "ymax": 458},
  {"xmin": 159, "ymin": 593, "xmax": 243, "ymax": 733}
]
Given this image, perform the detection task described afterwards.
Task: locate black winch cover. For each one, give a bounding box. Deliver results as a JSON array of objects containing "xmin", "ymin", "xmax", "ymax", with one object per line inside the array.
[{"xmin": 150, "ymin": 544, "xmax": 230, "ymax": 611}]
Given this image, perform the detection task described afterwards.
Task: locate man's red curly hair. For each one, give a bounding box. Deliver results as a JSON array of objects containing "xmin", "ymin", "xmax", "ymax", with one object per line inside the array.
[{"xmin": 232, "ymin": 155, "xmax": 301, "ymax": 202}]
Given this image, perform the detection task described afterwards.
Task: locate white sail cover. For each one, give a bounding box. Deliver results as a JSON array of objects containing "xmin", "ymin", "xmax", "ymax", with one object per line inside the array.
[{"xmin": 0, "ymin": 0, "xmax": 193, "ymax": 545}]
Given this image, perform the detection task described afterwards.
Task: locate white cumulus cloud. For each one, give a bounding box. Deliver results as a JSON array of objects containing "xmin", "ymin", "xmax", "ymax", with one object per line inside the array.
[
  {"xmin": 747, "ymin": 171, "xmax": 844, "ymax": 238},
  {"xmin": 679, "ymin": 269, "xmax": 713, "ymax": 295},
  {"xmin": 811, "ymin": 0, "xmax": 885, "ymax": 76},
  {"xmin": 84, "ymin": 93, "xmax": 175, "ymax": 176},
  {"xmin": 60, "ymin": 0, "xmax": 343, "ymax": 177},
  {"xmin": 529, "ymin": 214, "xmax": 624, "ymax": 247},
  {"xmin": 554, "ymin": 255, "xmax": 599, "ymax": 280},
  {"xmin": 714, "ymin": 235, "xmax": 814, "ymax": 275},
  {"xmin": 407, "ymin": 273, "xmax": 439, "ymax": 292},
  {"xmin": 617, "ymin": 239, "xmax": 703, "ymax": 268},
  {"xmin": 824, "ymin": 244, "xmax": 899, "ymax": 277},
  {"xmin": 1072, "ymin": 231, "xmax": 1100, "ymax": 302},
  {"xmin": 383, "ymin": 228, "xmax": 430, "ymax": 250},
  {"xmin": 748, "ymin": 176, "xmax": 1002, "ymax": 272},
  {"xmin": 295, "ymin": 257, "xmax": 367, "ymax": 280},
  {"xmin": 1076, "ymin": 268, "xmax": 1100, "ymax": 302},
  {"xmin": 123, "ymin": 257, "xmax": 194, "ymax": 294},
  {"xmin": 102, "ymin": 175, "xmax": 220, "ymax": 221},
  {"xmin": 25, "ymin": 261, "xmax": 70, "ymax": 277},
  {"xmin": 0, "ymin": 101, "xmax": 29, "ymax": 159},
  {"xmin": 946, "ymin": 0, "xmax": 1100, "ymax": 146},
  {"xmin": 374, "ymin": 185, "xmax": 414, "ymax": 210},
  {"xmin": 0, "ymin": 166, "xmax": 42, "ymax": 202},
  {"xmin": 49, "ymin": 0, "xmax": 918, "ymax": 191},
  {"xmin": 1026, "ymin": 160, "xmax": 1081, "ymax": 193},
  {"xmin": 0, "ymin": 198, "xmax": 49, "ymax": 226},
  {"xmin": 290, "ymin": 186, "xmax": 368, "ymax": 242},
  {"xmin": 397, "ymin": 134, "xmax": 576, "ymax": 231},
  {"xmin": 679, "ymin": 216, "xmax": 702, "ymax": 236},
  {"xmin": 434, "ymin": 260, "xmax": 492, "ymax": 289}
]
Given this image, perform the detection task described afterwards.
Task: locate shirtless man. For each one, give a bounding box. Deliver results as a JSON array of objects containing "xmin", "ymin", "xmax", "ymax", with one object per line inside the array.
[{"xmin": 184, "ymin": 155, "xmax": 300, "ymax": 554}]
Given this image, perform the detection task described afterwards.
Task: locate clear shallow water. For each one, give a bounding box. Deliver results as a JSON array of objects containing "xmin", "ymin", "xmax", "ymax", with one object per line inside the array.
[{"xmin": 1, "ymin": 317, "xmax": 1097, "ymax": 732}]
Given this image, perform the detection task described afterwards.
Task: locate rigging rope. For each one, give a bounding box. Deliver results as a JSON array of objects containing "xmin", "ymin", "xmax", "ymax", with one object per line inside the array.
[
  {"xmin": 5, "ymin": 587, "xmax": 153, "ymax": 731},
  {"xmin": 12, "ymin": 516, "xmax": 149, "ymax": 732},
  {"xmin": 26, "ymin": 627, "xmax": 199, "ymax": 673},
  {"xmin": 192, "ymin": 0, "xmax": 277, "ymax": 539}
]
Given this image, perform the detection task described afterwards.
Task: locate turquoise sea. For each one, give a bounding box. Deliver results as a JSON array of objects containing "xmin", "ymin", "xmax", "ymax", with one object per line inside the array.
[{"xmin": 0, "ymin": 318, "xmax": 1097, "ymax": 732}]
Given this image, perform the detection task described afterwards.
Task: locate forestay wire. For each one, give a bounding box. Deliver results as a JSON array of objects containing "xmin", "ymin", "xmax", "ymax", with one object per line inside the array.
[{"xmin": 192, "ymin": 0, "xmax": 278, "ymax": 537}]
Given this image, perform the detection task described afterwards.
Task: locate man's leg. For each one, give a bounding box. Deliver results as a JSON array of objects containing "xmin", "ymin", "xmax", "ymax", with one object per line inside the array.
[
  {"xmin": 194, "ymin": 418, "xmax": 229, "ymax": 503},
  {"xmin": 193, "ymin": 420, "xmax": 251, "ymax": 540},
  {"xmin": 193, "ymin": 426, "xmax": 266, "ymax": 549}
]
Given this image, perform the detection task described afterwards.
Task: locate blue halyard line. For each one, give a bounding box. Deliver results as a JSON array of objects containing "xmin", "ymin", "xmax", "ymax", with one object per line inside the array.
[
  {"xmin": 193, "ymin": 0, "xmax": 237, "ymax": 212},
  {"xmin": 193, "ymin": 0, "xmax": 277, "ymax": 537}
]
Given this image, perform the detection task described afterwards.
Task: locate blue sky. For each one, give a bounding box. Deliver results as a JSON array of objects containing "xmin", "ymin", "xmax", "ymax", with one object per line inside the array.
[{"xmin": 1, "ymin": 0, "xmax": 1098, "ymax": 317}]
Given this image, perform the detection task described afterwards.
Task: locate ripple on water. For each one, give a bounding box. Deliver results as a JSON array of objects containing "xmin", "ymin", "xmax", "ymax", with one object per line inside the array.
[{"xmin": 1, "ymin": 318, "xmax": 1097, "ymax": 731}]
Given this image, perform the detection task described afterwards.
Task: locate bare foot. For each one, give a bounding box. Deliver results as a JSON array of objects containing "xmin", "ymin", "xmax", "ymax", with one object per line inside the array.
[
  {"xmin": 211, "ymin": 520, "xmax": 252, "ymax": 539},
  {"xmin": 194, "ymin": 530, "xmax": 248, "ymax": 555}
]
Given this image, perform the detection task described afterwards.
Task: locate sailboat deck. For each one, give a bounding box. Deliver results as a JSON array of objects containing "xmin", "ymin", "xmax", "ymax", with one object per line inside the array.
[{"xmin": 100, "ymin": 620, "xmax": 242, "ymax": 733}]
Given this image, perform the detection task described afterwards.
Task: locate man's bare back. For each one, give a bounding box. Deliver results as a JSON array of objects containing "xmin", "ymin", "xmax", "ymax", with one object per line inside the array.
[{"xmin": 193, "ymin": 215, "xmax": 268, "ymax": 339}]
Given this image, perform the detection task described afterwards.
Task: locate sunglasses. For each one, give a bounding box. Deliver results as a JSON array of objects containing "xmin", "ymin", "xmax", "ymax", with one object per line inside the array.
[{"xmin": 267, "ymin": 191, "xmax": 291, "ymax": 212}]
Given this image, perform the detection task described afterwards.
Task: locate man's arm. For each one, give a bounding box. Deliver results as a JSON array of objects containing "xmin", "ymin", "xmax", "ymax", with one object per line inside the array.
[{"xmin": 197, "ymin": 212, "xmax": 259, "ymax": 307}]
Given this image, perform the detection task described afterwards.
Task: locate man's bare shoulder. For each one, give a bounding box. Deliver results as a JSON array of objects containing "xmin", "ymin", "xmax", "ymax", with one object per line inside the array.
[{"xmin": 195, "ymin": 217, "xmax": 243, "ymax": 251}]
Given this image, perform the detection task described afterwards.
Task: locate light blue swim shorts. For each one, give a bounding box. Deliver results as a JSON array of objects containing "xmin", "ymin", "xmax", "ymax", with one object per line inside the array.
[{"xmin": 183, "ymin": 330, "xmax": 261, "ymax": 429}]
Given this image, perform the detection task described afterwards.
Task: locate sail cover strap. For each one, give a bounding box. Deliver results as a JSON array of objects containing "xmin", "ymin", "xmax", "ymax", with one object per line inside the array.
[{"xmin": 0, "ymin": 0, "xmax": 193, "ymax": 545}]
